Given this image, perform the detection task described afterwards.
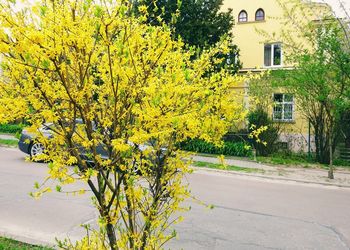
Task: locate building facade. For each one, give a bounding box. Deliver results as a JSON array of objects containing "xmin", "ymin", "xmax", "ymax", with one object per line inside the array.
[{"xmin": 223, "ymin": 0, "xmax": 332, "ymax": 152}]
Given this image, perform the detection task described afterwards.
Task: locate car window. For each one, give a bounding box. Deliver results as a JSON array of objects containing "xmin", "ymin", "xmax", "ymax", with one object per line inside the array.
[{"xmin": 42, "ymin": 123, "xmax": 54, "ymax": 131}]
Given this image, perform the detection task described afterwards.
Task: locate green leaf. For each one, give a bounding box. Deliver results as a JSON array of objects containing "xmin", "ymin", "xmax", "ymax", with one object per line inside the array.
[
  {"xmin": 40, "ymin": 6, "xmax": 47, "ymax": 16},
  {"xmin": 24, "ymin": 53, "xmax": 31, "ymax": 62},
  {"xmin": 94, "ymin": 6, "xmax": 103, "ymax": 17},
  {"xmin": 48, "ymin": 162, "xmax": 53, "ymax": 169},
  {"xmin": 208, "ymin": 204, "xmax": 215, "ymax": 209},
  {"xmin": 171, "ymin": 229, "xmax": 177, "ymax": 238},
  {"xmin": 41, "ymin": 60, "xmax": 50, "ymax": 69},
  {"xmin": 177, "ymin": 0, "xmax": 182, "ymax": 9},
  {"xmin": 184, "ymin": 69, "xmax": 190, "ymax": 81}
]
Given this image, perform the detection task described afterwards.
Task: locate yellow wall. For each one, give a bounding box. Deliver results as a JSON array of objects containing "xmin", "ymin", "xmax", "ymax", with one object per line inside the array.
[
  {"xmin": 223, "ymin": 0, "xmax": 331, "ymax": 71},
  {"xmin": 224, "ymin": 0, "xmax": 286, "ymax": 70}
]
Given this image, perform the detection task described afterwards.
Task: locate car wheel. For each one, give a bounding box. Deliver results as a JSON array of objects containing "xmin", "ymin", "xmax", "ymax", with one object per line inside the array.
[{"xmin": 30, "ymin": 142, "xmax": 45, "ymax": 157}]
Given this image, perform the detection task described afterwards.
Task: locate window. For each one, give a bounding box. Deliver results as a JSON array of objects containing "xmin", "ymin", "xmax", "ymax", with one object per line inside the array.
[
  {"xmin": 273, "ymin": 94, "xmax": 294, "ymax": 121},
  {"xmin": 255, "ymin": 8, "xmax": 265, "ymax": 21},
  {"xmin": 264, "ymin": 43, "xmax": 282, "ymax": 67},
  {"xmin": 238, "ymin": 10, "xmax": 248, "ymax": 22}
]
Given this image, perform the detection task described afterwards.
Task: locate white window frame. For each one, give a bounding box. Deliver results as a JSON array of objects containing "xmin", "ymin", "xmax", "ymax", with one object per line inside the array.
[
  {"xmin": 273, "ymin": 93, "xmax": 294, "ymax": 122},
  {"xmin": 264, "ymin": 43, "xmax": 283, "ymax": 67}
]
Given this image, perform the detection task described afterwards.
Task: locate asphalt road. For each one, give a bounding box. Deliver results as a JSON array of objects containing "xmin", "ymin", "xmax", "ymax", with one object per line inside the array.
[{"xmin": 0, "ymin": 147, "xmax": 349, "ymax": 249}]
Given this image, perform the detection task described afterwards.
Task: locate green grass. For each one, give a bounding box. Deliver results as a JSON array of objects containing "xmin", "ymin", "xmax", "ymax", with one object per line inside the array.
[
  {"xmin": 192, "ymin": 161, "xmax": 265, "ymax": 174},
  {"xmin": 0, "ymin": 138, "xmax": 18, "ymax": 147},
  {"xmin": 333, "ymin": 158, "xmax": 350, "ymax": 167},
  {"xmin": 0, "ymin": 237, "xmax": 52, "ymax": 250},
  {"xmin": 256, "ymin": 155, "xmax": 311, "ymax": 167},
  {"xmin": 256, "ymin": 153, "xmax": 350, "ymax": 168}
]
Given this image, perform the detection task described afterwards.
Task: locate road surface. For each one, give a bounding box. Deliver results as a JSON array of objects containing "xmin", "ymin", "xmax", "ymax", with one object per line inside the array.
[{"xmin": 0, "ymin": 147, "xmax": 349, "ymax": 249}]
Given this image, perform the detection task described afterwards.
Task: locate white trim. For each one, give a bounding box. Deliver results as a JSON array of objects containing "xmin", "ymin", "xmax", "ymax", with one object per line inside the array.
[
  {"xmin": 273, "ymin": 93, "xmax": 294, "ymax": 122},
  {"xmin": 264, "ymin": 43, "xmax": 283, "ymax": 67}
]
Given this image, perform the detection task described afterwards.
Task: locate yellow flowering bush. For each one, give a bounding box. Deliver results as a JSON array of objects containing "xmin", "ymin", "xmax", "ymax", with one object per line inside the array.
[{"xmin": 0, "ymin": 0, "xmax": 247, "ymax": 248}]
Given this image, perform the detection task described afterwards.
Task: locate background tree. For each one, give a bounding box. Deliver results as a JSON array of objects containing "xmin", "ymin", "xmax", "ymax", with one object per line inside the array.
[
  {"xmin": 0, "ymin": 0, "xmax": 246, "ymax": 248},
  {"xmin": 133, "ymin": 0, "xmax": 242, "ymax": 74},
  {"xmin": 272, "ymin": 17, "xmax": 350, "ymax": 178},
  {"xmin": 340, "ymin": 110, "xmax": 350, "ymax": 148},
  {"xmin": 253, "ymin": 0, "xmax": 350, "ymax": 178}
]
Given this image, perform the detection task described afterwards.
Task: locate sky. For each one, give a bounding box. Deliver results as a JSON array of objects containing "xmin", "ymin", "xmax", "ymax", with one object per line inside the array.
[
  {"xmin": 12, "ymin": 0, "xmax": 350, "ymax": 19},
  {"xmin": 313, "ymin": 0, "xmax": 350, "ymax": 17}
]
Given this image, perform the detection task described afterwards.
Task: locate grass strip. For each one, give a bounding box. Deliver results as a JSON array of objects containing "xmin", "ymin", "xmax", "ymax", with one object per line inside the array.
[
  {"xmin": 193, "ymin": 161, "xmax": 265, "ymax": 174},
  {"xmin": 0, "ymin": 236, "xmax": 52, "ymax": 250},
  {"xmin": 256, "ymin": 155, "xmax": 350, "ymax": 168},
  {"xmin": 256, "ymin": 156, "xmax": 311, "ymax": 167},
  {"xmin": 0, "ymin": 138, "xmax": 18, "ymax": 147}
]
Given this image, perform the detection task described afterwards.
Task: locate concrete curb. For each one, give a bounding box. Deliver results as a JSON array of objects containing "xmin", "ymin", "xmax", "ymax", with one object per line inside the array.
[
  {"xmin": 0, "ymin": 145, "xmax": 17, "ymax": 149},
  {"xmin": 192, "ymin": 166, "xmax": 350, "ymax": 189},
  {"xmin": 0, "ymin": 231, "xmax": 55, "ymax": 249}
]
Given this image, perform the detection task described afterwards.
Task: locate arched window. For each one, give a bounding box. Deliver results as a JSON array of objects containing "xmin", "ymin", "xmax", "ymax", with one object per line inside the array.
[
  {"xmin": 255, "ymin": 8, "xmax": 265, "ymax": 21},
  {"xmin": 238, "ymin": 10, "xmax": 248, "ymax": 22}
]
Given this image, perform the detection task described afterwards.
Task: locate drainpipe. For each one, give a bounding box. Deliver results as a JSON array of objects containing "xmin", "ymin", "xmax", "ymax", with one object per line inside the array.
[{"xmin": 308, "ymin": 119, "xmax": 311, "ymax": 159}]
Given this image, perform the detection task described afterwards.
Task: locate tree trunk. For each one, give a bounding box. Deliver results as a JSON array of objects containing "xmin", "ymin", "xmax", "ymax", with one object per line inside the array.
[
  {"xmin": 314, "ymin": 119, "xmax": 331, "ymax": 164},
  {"xmin": 106, "ymin": 222, "xmax": 117, "ymax": 250},
  {"xmin": 328, "ymin": 130, "xmax": 334, "ymax": 179},
  {"xmin": 314, "ymin": 123, "xmax": 329, "ymax": 163},
  {"xmin": 96, "ymin": 172, "xmax": 117, "ymax": 250},
  {"xmin": 123, "ymin": 180, "xmax": 135, "ymax": 249},
  {"xmin": 314, "ymin": 126, "xmax": 321, "ymax": 162}
]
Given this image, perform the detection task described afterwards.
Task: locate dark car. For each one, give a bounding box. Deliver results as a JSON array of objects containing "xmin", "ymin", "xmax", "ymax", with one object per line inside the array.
[
  {"xmin": 18, "ymin": 124, "xmax": 53, "ymax": 157},
  {"xmin": 18, "ymin": 122, "xmax": 115, "ymax": 162},
  {"xmin": 18, "ymin": 123, "xmax": 166, "ymax": 172}
]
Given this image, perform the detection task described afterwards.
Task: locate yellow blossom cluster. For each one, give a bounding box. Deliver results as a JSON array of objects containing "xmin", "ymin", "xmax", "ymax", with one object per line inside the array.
[{"xmin": 0, "ymin": 0, "xmax": 249, "ymax": 248}]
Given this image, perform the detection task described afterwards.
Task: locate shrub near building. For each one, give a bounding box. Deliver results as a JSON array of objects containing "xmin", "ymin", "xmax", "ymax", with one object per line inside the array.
[{"xmin": 179, "ymin": 138, "xmax": 252, "ymax": 157}]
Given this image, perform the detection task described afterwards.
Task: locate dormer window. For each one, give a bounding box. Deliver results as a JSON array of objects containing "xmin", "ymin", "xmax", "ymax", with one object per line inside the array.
[
  {"xmin": 255, "ymin": 8, "xmax": 265, "ymax": 21},
  {"xmin": 238, "ymin": 10, "xmax": 248, "ymax": 22}
]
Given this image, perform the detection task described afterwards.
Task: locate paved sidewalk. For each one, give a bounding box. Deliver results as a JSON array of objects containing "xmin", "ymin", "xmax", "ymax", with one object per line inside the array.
[
  {"xmin": 191, "ymin": 155, "xmax": 350, "ymax": 188},
  {"xmin": 1, "ymin": 132, "xmax": 349, "ymax": 188}
]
